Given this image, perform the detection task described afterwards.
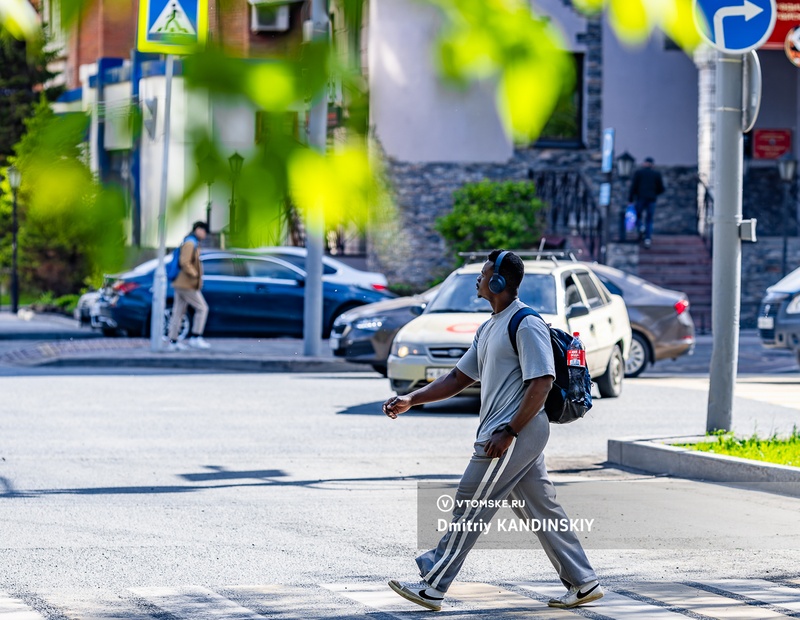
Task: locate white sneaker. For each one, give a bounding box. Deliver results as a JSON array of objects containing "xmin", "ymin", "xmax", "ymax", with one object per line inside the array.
[
  {"xmin": 168, "ymin": 340, "xmax": 188, "ymax": 352},
  {"xmin": 187, "ymin": 336, "xmax": 211, "ymax": 349},
  {"xmin": 548, "ymin": 580, "xmax": 604, "ymax": 608},
  {"xmin": 388, "ymin": 580, "xmax": 444, "ymax": 611}
]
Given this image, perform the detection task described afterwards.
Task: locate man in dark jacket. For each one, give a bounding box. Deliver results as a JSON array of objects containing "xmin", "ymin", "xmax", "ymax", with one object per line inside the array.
[{"xmin": 628, "ymin": 157, "xmax": 665, "ymax": 248}]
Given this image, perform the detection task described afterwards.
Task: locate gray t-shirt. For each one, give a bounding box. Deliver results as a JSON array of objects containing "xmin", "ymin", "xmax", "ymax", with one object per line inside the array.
[{"xmin": 456, "ymin": 298, "xmax": 555, "ymax": 443}]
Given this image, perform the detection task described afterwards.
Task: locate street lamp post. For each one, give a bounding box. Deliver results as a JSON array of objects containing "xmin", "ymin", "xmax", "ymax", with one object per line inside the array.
[
  {"xmin": 778, "ymin": 154, "xmax": 797, "ymax": 278},
  {"xmin": 616, "ymin": 152, "xmax": 635, "ymax": 242},
  {"xmin": 7, "ymin": 165, "xmax": 21, "ymax": 314},
  {"xmin": 228, "ymin": 152, "xmax": 244, "ymax": 236},
  {"xmin": 196, "ymin": 153, "xmax": 215, "ymax": 234}
]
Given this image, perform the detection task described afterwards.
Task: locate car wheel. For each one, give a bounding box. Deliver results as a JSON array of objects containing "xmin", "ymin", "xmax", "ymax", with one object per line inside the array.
[
  {"xmin": 371, "ymin": 364, "xmax": 388, "ymax": 377},
  {"xmin": 625, "ymin": 332, "xmax": 650, "ymax": 378},
  {"xmin": 597, "ymin": 345, "xmax": 624, "ymax": 398},
  {"xmin": 163, "ymin": 306, "xmax": 191, "ymax": 341}
]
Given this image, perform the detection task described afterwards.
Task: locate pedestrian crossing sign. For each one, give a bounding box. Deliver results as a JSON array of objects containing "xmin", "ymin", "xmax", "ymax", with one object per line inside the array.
[{"xmin": 138, "ymin": 0, "xmax": 208, "ymax": 54}]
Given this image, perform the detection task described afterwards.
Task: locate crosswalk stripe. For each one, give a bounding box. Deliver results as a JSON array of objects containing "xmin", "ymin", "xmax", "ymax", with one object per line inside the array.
[
  {"xmin": 222, "ymin": 585, "xmax": 359, "ymax": 619},
  {"xmin": 129, "ymin": 586, "xmax": 267, "ymax": 619},
  {"xmin": 325, "ymin": 582, "xmax": 595, "ymax": 618},
  {"xmin": 620, "ymin": 582, "xmax": 795, "ymax": 619},
  {"xmin": 515, "ymin": 583, "xmax": 690, "ymax": 619},
  {"xmin": 0, "ymin": 592, "xmax": 45, "ymax": 620},
  {"xmin": 696, "ymin": 580, "xmax": 800, "ymax": 613}
]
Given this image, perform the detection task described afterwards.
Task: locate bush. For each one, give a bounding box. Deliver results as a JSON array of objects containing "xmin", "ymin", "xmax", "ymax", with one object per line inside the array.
[{"xmin": 435, "ymin": 180, "xmax": 545, "ymax": 263}]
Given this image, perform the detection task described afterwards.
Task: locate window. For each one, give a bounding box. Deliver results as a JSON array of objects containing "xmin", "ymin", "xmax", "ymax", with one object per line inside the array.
[
  {"xmin": 202, "ymin": 258, "xmax": 237, "ymax": 277},
  {"xmin": 244, "ymin": 259, "xmax": 301, "ymax": 280},
  {"xmin": 535, "ymin": 53, "xmax": 583, "ymax": 147},
  {"xmin": 248, "ymin": 1, "xmax": 290, "ymax": 32},
  {"xmin": 576, "ymin": 273, "xmax": 605, "ymax": 309}
]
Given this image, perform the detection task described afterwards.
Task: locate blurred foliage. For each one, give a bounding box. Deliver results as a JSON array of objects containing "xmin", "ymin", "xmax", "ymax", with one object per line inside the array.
[
  {"xmin": 0, "ymin": 29, "xmax": 63, "ymax": 166},
  {"xmin": 0, "ymin": 0, "xmax": 705, "ymax": 280},
  {"xmin": 436, "ymin": 181, "xmax": 545, "ymax": 263},
  {"xmin": 0, "ymin": 98, "xmax": 125, "ymax": 296}
]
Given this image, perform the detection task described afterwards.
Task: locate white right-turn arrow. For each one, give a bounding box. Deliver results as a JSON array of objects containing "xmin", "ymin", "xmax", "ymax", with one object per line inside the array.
[{"xmin": 713, "ymin": 1, "xmax": 765, "ymax": 48}]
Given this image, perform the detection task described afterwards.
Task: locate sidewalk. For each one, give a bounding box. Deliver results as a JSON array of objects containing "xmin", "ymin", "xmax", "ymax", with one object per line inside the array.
[{"xmin": 0, "ymin": 311, "xmax": 364, "ymax": 372}]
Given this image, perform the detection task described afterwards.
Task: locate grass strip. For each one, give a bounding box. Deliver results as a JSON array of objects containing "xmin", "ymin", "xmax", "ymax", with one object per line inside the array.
[{"xmin": 675, "ymin": 427, "xmax": 800, "ymax": 467}]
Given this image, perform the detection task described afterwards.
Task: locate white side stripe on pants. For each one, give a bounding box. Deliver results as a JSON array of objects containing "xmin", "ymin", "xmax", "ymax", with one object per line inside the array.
[{"xmin": 425, "ymin": 438, "xmax": 517, "ymax": 589}]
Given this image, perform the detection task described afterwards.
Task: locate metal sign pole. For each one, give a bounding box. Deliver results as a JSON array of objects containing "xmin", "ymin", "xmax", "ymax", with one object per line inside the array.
[
  {"xmin": 706, "ymin": 52, "xmax": 744, "ymax": 432},
  {"xmin": 150, "ymin": 53, "xmax": 175, "ymax": 351},
  {"xmin": 302, "ymin": 0, "xmax": 328, "ymax": 357}
]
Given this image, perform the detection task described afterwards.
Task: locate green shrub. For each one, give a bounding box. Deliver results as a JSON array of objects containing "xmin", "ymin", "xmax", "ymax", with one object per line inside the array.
[{"xmin": 435, "ymin": 180, "xmax": 545, "ymax": 264}]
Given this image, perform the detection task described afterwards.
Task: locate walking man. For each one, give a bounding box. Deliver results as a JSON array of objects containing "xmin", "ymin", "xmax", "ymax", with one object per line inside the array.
[
  {"xmin": 628, "ymin": 156, "xmax": 665, "ymax": 248},
  {"xmin": 167, "ymin": 221, "xmax": 211, "ymax": 350},
  {"xmin": 383, "ymin": 250, "xmax": 603, "ymax": 611}
]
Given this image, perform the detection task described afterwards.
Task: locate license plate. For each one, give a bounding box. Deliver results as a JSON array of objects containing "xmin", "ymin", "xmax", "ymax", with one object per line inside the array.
[
  {"xmin": 757, "ymin": 316, "xmax": 774, "ymax": 330},
  {"xmin": 329, "ymin": 337, "xmax": 342, "ymax": 351},
  {"xmin": 426, "ymin": 367, "xmax": 450, "ymax": 382}
]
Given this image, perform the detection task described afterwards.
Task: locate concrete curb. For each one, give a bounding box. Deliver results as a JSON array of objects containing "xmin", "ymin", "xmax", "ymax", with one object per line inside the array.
[
  {"xmin": 0, "ymin": 331, "xmax": 101, "ymax": 341},
  {"xmin": 32, "ymin": 355, "xmax": 369, "ymax": 373},
  {"xmin": 608, "ymin": 436, "xmax": 800, "ymax": 498}
]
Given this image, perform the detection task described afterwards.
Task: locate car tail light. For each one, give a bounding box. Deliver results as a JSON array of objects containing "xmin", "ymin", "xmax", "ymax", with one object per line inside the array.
[
  {"xmin": 674, "ymin": 299, "xmax": 689, "ymax": 315},
  {"xmin": 372, "ymin": 283, "xmax": 388, "ymax": 292},
  {"xmin": 112, "ymin": 281, "xmax": 140, "ymax": 295}
]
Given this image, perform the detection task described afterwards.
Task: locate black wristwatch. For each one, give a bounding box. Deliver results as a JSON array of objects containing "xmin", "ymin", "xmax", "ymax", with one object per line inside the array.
[{"xmin": 500, "ymin": 423, "xmax": 518, "ymax": 438}]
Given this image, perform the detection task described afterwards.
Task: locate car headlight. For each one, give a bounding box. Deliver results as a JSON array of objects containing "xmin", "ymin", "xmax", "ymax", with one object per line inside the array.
[
  {"xmin": 354, "ymin": 316, "xmax": 386, "ymax": 331},
  {"xmin": 391, "ymin": 341, "xmax": 425, "ymax": 358},
  {"xmin": 786, "ymin": 295, "xmax": 800, "ymax": 314}
]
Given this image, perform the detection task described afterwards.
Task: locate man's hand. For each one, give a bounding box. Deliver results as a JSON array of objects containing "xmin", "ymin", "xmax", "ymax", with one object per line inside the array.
[
  {"xmin": 484, "ymin": 428, "xmax": 514, "ymax": 458},
  {"xmin": 383, "ymin": 395, "xmax": 412, "ymax": 418}
]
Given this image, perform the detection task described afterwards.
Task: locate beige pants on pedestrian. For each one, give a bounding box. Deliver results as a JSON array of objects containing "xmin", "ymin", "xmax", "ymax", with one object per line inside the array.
[{"xmin": 168, "ymin": 287, "xmax": 208, "ymax": 340}]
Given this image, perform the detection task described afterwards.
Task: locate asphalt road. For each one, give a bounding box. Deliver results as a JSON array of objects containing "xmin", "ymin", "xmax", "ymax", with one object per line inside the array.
[{"xmin": 1, "ymin": 369, "xmax": 799, "ymax": 619}]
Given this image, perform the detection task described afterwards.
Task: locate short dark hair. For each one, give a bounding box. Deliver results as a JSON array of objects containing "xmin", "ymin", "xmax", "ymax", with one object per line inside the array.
[
  {"xmin": 644, "ymin": 157, "xmax": 654, "ymax": 164},
  {"xmin": 192, "ymin": 221, "xmax": 209, "ymax": 233},
  {"xmin": 487, "ymin": 249, "xmax": 524, "ymax": 291}
]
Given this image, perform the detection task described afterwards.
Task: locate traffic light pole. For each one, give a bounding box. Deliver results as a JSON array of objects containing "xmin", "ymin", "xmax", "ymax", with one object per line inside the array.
[{"xmin": 707, "ymin": 52, "xmax": 744, "ymax": 433}]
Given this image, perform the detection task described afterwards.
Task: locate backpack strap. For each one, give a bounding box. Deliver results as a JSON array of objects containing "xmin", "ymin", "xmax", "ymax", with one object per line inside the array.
[{"xmin": 508, "ymin": 306, "xmax": 541, "ymax": 355}]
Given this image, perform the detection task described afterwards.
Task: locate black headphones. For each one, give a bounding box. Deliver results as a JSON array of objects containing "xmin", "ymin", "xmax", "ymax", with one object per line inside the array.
[{"xmin": 488, "ymin": 251, "xmax": 509, "ymax": 294}]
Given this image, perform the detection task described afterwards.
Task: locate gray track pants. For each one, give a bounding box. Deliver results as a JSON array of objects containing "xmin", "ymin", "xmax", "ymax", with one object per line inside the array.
[{"xmin": 416, "ymin": 412, "xmax": 597, "ymax": 592}]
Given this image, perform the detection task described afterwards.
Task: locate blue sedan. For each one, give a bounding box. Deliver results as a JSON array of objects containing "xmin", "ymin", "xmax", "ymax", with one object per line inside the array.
[{"xmin": 91, "ymin": 251, "xmax": 392, "ymax": 339}]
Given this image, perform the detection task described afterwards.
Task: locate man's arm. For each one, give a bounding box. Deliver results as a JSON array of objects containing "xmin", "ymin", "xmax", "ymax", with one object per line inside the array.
[
  {"xmin": 383, "ymin": 368, "xmax": 476, "ymax": 418},
  {"xmin": 484, "ymin": 375, "xmax": 553, "ymax": 458},
  {"xmin": 179, "ymin": 242, "xmax": 199, "ymax": 278}
]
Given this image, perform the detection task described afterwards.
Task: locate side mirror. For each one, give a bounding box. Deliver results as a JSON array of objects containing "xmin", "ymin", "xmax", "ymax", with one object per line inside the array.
[
  {"xmin": 409, "ymin": 304, "xmax": 424, "ymax": 317},
  {"xmin": 567, "ymin": 304, "xmax": 590, "ymax": 319}
]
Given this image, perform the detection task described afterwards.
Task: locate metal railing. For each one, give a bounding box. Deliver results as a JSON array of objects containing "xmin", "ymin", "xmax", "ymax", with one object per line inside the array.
[{"xmin": 527, "ymin": 168, "xmax": 604, "ymax": 262}]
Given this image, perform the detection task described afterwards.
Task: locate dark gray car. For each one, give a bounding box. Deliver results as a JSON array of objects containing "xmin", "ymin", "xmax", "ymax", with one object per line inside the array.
[
  {"xmin": 329, "ymin": 286, "xmax": 439, "ymax": 376},
  {"xmin": 588, "ymin": 263, "xmax": 695, "ymax": 377},
  {"xmin": 758, "ymin": 266, "xmax": 800, "ymax": 364}
]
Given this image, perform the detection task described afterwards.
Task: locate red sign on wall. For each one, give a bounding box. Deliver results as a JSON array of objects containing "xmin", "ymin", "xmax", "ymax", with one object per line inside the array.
[
  {"xmin": 753, "ymin": 129, "xmax": 793, "ymax": 159},
  {"xmin": 763, "ymin": 3, "xmax": 800, "ymax": 49}
]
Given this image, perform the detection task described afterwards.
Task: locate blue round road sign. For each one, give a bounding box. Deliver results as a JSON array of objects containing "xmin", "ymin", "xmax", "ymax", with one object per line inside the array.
[{"xmin": 693, "ymin": 0, "xmax": 776, "ymax": 53}]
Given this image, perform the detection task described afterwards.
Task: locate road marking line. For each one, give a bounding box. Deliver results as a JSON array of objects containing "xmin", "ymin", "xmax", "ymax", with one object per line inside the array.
[
  {"xmin": 324, "ymin": 582, "xmax": 588, "ymax": 618},
  {"xmin": 0, "ymin": 592, "xmax": 45, "ymax": 620},
  {"xmin": 623, "ymin": 582, "xmax": 794, "ymax": 619},
  {"xmin": 129, "ymin": 586, "xmax": 266, "ymax": 619},
  {"xmin": 515, "ymin": 582, "xmax": 690, "ymax": 619},
  {"xmin": 696, "ymin": 580, "xmax": 800, "ymax": 613}
]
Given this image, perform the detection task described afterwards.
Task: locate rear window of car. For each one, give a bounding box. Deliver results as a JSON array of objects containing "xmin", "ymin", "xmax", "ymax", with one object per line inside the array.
[
  {"xmin": 426, "ymin": 273, "xmax": 557, "ymax": 315},
  {"xmin": 269, "ymin": 253, "xmax": 336, "ymax": 275},
  {"xmin": 244, "ymin": 259, "xmax": 302, "ymax": 280}
]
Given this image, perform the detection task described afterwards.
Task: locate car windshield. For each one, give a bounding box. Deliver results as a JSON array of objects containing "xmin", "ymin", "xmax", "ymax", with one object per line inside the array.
[{"xmin": 426, "ymin": 273, "xmax": 557, "ymax": 314}]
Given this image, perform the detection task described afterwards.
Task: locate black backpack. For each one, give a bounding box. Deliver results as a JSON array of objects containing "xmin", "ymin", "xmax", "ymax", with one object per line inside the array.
[{"xmin": 508, "ymin": 306, "xmax": 593, "ymax": 424}]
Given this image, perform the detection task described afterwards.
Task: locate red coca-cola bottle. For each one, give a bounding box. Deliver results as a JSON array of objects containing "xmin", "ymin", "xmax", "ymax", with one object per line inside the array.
[
  {"xmin": 567, "ymin": 332, "xmax": 586, "ymax": 367},
  {"xmin": 567, "ymin": 332, "xmax": 586, "ymax": 402}
]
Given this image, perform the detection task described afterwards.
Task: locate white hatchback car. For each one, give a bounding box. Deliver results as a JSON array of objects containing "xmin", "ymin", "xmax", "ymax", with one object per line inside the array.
[{"xmin": 388, "ymin": 259, "xmax": 631, "ymax": 399}]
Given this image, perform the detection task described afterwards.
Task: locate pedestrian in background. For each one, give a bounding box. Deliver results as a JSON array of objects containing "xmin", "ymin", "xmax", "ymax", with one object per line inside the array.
[
  {"xmin": 168, "ymin": 221, "xmax": 211, "ymax": 351},
  {"xmin": 628, "ymin": 156, "xmax": 665, "ymax": 248},
  {"xmin": 382, "ymin": 249, "xmax": 603, "ymax": 612}
]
